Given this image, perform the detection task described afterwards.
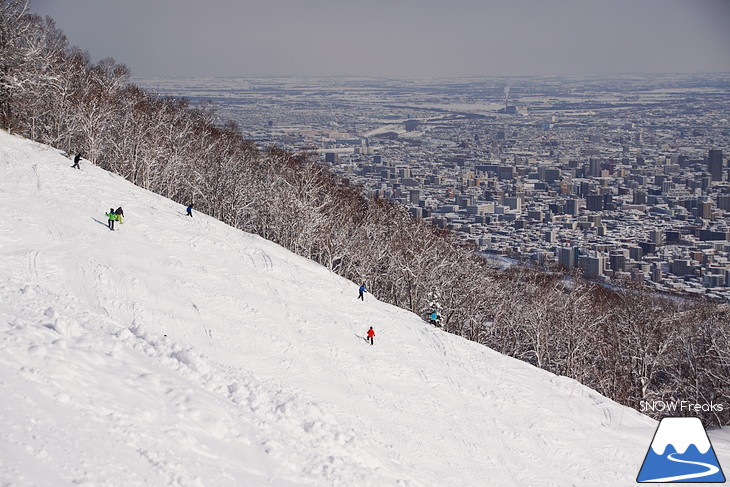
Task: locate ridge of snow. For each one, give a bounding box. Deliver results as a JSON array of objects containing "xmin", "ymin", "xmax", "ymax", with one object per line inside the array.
[{"xmin": 0, "ymin": 130, "xmax": 726, "ymax": 486}]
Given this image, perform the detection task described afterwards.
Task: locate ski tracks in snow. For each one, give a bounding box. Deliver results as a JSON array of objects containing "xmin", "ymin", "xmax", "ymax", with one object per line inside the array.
[
  {"xmin": 245, "ymin": 248, "xmax": 274, "ymax": 272},
  {"xmin": 0, "ymin": 280, "xmax": 416, "ymax": 486},
  {"xmin": 1, "ymin": 132, "xmax": 694, "ymax": 486},
  {"xmin": 191, "ymin": 301, "xmax": 214, "ymax": 342}
]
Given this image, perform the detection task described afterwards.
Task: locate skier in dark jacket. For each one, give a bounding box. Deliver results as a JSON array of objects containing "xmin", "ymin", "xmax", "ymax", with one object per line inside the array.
[
  {"xmin": 71, "ymin": 153, "xmax": 81, "ymax": 169},
  {"xmin": 115, "ymin": 207, "xmax": 124, "ymax": 224},
  {"xmin": 105, "ymin": 208, "xmax": 118, "ymax": 231},
  {"xmin": 186, "ymin": 204, "xmax": 193, "ymax": 217},
  {"xmin": 358, "ymin": 284, "xmax": 367, "ymax": 301}
]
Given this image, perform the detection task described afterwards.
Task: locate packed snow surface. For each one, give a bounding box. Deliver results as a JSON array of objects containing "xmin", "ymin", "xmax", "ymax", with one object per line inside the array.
[{"xmin": 0, "ymin": 130, "xmax": 727, "ymax": 486}]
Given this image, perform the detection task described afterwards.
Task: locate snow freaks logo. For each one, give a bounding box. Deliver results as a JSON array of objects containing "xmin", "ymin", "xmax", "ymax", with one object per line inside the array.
[
  {"xmin": 636, "ymin": 417, "xmax": 726, "ymax": 483},
  {"xmin": 640, "ymin": 400, "xmax": 725, "ymax": 414}
]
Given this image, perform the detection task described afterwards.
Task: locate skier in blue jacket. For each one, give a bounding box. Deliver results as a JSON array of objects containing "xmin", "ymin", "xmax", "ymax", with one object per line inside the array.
[{"xmin": 358, "ymin": 284, "xmax": 367, "ymax": 301}]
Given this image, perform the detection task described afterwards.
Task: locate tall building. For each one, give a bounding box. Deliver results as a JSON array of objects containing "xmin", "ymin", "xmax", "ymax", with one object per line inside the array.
[
  {"xmin": 651, "ymin": 263, "xmax": 663, "ymax": 283},
  {"xmin": 497, "ymin": 166, "xmax": 515, "ymax": 180},
  {"xmin": 586, "ymin": 194, "xmax": 604, "ymax": 211},
  {"xmin": 649, "ymin": 230, "xmax": 665, "ymax": 246},
  {"xmin": 672, "ymin": 259, "xmax": 692, "ymax": 276},
  {"xmin": 633, "ymin": 189, "xmax": 648, "ymax": 205},
  {"xmin": 698, "ymin": 201, "xmax": 712, "ymax": 220},
  {"xmin": 409, "ymin": 189, "xmax": 421, "ymax": 205},
  {"xmin": 708, "ymin": 149, "xmax": 723, "ymax": 181},
  {"xmin": 580, "ymin": 254, "xmax": 605, "ymax": 278},
  {"xmin": 539, "ymin": 167, "xmax": 561, "ymax": 184},
  {"xmin": 718, "ymin": 194, "xmax": 730, "ymax": 211},
  {"xmin": 558, "ymin": 247, "xmax": 579, "ymax": 269},
  {"xmin": 609, "ymin": 250, "xmax": 628, "ymax": 273},
  {"xmin": 503, "ymin": 196, "xmax": 521, "ymax": 211},
  {"xmin": 565, "ymin": 198, "xmax": 580, "ymax": 216},
  {"xmin": 589, "ymin": 158, "xmax": 602, "ymax": 177},
  {"xmin": 629, "ymin": 246, "xmax": 643, "ymax": 261}
]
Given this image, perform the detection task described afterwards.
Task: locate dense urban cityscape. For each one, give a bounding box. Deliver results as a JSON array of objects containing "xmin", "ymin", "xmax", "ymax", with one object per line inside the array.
[{"xmin": 140, "ymin": 74, "xmax": 730, "ymax": 301}]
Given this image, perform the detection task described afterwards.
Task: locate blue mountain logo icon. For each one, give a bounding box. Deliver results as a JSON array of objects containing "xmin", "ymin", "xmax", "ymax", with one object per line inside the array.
[{"xmin": 637, "ymin": 417, "xmax": 725, "ymax": 483}]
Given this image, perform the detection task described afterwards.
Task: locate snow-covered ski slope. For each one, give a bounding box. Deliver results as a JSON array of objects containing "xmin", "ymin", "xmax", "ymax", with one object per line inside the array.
[{"xmin": 0, "ymin": 130, "xmax": 727, "ymax": 486}]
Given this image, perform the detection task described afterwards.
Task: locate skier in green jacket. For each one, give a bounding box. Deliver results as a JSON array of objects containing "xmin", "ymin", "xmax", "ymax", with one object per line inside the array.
[{"xmin": 105, "ymin": 208, "xmax": 118, "ymax": 231}]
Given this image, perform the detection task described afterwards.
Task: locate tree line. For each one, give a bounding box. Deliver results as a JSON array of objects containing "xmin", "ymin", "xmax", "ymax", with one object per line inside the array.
[{"xmin": 2, "ymin": 0, "xmax": 728, "ymax": 425}]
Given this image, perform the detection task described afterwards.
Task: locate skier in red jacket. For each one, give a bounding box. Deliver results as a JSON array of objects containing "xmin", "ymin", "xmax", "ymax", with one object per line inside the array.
[{"xmin": 366, "ymin": 327, "xmax": 375, "ymax": 345}]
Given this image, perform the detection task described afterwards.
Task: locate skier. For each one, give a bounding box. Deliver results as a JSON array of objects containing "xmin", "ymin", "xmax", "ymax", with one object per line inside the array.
[
  {"xmin": 105, "ymin": 208, "xmax": 118, "ymax": 231},
  {"xmin": 115, "ymin": 206, "xmax": 124, "ymax": 224},
  {"xmin": 430, "ymin": 311, "xmax": 438, "ymax": 325},
  {"xmin": 186, "ymin": 204, "xmax": 193, "ymax": 217},
  {"xmin": 366, "ymin": 327, "xmax": 375, "ymax": 345},
  {"xmin": 71, "ymin": 153, "xmax": 82, "ymax": 169},
  {"xmin": 358, "ymin": 284, "xmax": 367, "ymax": 301}
]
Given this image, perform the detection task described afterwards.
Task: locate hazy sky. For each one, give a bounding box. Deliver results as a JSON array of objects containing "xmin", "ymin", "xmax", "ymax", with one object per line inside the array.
[{"xmin": 30, "ymin": 0, "xmax": 730, "ymax": 78}]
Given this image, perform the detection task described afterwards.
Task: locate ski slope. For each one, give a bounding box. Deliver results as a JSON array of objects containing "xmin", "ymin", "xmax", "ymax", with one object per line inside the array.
[{"xmin": 0, "ymin": 130, "xmax": 727, "ymax": 486}]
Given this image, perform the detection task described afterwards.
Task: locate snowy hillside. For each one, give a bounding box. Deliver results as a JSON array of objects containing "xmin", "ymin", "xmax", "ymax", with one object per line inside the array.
[{"xmin": 0, "ymin": 130, "xmax": 727, "ymax": 486}]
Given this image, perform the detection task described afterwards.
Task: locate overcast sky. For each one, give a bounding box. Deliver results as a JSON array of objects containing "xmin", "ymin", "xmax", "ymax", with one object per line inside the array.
[{"xmin": 29, "ymin": 0, "xmax": 730, "ymax": 78}]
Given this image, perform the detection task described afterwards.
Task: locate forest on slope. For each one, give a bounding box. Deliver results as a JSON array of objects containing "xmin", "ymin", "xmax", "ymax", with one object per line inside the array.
[{"xmin": 1, "ymin": 0, "xmax": 728, "ymax": 424}]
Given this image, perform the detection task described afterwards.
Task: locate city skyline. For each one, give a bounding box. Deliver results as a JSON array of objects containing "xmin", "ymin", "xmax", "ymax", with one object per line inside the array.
[
  {"xmin": 30, "ymin": 0, "xmax": 730, "ymax": 78},
  {"xmin": 136, "ymin": 73, "xmax": 730, "ymax": 301}
]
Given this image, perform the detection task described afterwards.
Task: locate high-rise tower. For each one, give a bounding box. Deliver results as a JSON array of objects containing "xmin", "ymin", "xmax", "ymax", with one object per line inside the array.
[{"xmin": 708, "ymin": 149, "xmax": 723, "ymax": 181}]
